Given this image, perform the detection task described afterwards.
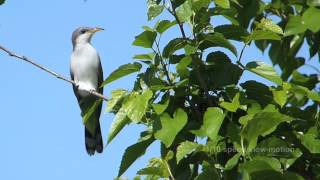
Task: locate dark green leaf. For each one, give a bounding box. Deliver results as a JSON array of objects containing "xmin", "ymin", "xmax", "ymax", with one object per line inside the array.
[
  {"xmin": 118, "ymin": 137, "xmax": 154, "ymax": 176},
  {"xmin": 204, "ymin": 51, "xmax": 243, "ymax": 88},
  {"xmin": 102, "ymin": 63, "xmax": 142, "ymax": 86},
  {"xmin": 246, "ymin": 61, "xmax": 283, "ymax": 85},
  {"xmin": 163, "ymin": 38, "xmax": 185, "ymax": 58},
  {"xmin": 155, "ymin": 108, "xmax": 188, "ymax": 147},
  {"xmin": 133, "ymin": 30, "xmax": 157, "ymax": 48},
  {"xmin": 192, "ymin": 107, "xmax": 225, "ymax": 140},
  {"xmin": 214, "ymin": 24, "xmax": 249, "ymax": 41},
  {"xmin": 196, "ymin": 162, "xmax": 220, "ymax": 180},
  {"xmin": 201, "ymin": 33, "xmax": 237, "ymax": 56},
  {"xmin": 241, "ymin": 81, "xmax": 273, "ymax": 107},
  {"xmin": 0, "ymin": 0, "xmax": 4, "ymax": 5}
]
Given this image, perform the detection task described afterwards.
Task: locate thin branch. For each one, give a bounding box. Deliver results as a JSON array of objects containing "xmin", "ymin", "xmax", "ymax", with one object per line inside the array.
[
  {"xmin": 166, "ymin": 1, "xmax": 187, "ymax": 39},
  {"xmin": 0, "ymin": 45, "xmax": 108, "ymax": 101},
  {"xmin": 236, "ymin": 44, "xmax": 247, "ymax": 70}
]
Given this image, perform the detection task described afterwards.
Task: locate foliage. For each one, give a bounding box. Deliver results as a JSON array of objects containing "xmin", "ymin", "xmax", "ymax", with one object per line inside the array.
[{"xmin": 103, "ymin": 0, "xmax": 320, "ymax": 179}]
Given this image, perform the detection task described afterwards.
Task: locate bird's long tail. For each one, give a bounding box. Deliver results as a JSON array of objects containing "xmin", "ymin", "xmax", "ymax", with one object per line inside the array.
[{"xmin": 85, "ymin": 121, "xmax": 103, "ymax": 155}]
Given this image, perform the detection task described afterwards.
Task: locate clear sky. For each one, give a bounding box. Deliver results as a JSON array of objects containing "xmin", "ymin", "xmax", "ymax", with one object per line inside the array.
[{"xmin": 0, "ymin": 1, "xmax": 318, "ymax": 180}]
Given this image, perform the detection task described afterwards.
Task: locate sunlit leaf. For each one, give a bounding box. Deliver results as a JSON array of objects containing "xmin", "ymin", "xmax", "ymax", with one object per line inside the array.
[
  {"xmin": 246, "ymin": 61, "xmax": 283, "ymax": 85},
  {"xmin": 192, "ymin": 107, "xmax": 225, "ymax": 140},
  {"xmin": 133, "ymin": 30, "xmax": 157, "ymax": 48},
  {"xmin": 102, "ymin": 63, "xmax": 142, "ymax": 86},
  {"xmin": 155, "ymin": 108, "xmax": 188, "ymax": 147}
]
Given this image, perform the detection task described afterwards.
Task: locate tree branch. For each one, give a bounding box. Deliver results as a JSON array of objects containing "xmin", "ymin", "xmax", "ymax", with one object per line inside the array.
[{"xmin": 0, "ymin": 45, "xmax": 108, "ymax": 101}]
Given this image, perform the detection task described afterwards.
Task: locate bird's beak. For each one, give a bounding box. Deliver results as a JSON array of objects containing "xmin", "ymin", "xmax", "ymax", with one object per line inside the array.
[{"xmin": 90, "ymin": 27, "xmax": 104, "ymax": 33}]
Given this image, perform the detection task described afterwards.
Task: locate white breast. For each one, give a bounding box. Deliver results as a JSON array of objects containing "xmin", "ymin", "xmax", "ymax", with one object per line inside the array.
[{"xmin": 71, "ymin": 43, "xmax": 100, "ymax": 97}]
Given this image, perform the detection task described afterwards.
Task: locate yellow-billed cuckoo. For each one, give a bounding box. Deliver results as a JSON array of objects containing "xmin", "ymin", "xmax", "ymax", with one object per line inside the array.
[{"xmin": 70, "ymin": 27, "xmax": 104, "ymax": 155}]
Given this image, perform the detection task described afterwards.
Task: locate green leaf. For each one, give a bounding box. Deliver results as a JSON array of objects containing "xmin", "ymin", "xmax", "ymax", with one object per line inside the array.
[
  {"xmin": 192, "ymin": 107, "xmax": 225, "ymax": 140},
  {"xmin": 246, "ymin": 61, "xmax": 283, "ymax": 85},
  {"xmin": 152, "ymin": 95, "xmax": 170, "ymax": 115},
  {"xmin": 195, "ymin": 162, "xmax": 220, "ymax": 180},
  {"xmin": 176, "ymin": 141, "xmax": 200, "ymax": 163},
  {"xmin": 176, "ymin": 0, "xmax": 193, "ymax": 23},
  {"xmin": 118, "ymin": 137, "xmax": 154, "ymax": 177},
  {"xmin": 137, "ymin": 166, "xmax": 168, "ymax": 177},
  {"xmin": 284, "ymin": 15, "xmax": 307, "ymax": 36},
  {"xmin": 0, "ymin": 0, "xmax": 4, "ymax": 5},
  {"xmin": 102, "ymin": 63, "xmax": 142, "ymax": 86},
  {"xmin": 246, "ymin": 30, "xmax": 281, "ymax": 42},
  {"xmin": 123, "ymin": 90, "xmax": 153, "ymax": 123},
  {"xmin": 107, "ymin": 107, "xmax": 130, "ymax": 144},
  {"xmin": 214, "ymin": 24, "xmax": 249, "ymax": 41},
  {"xmin": 133, "ymin": 53, "xmax": 155, "ymax": 61},
  {"xmin": 220, "ymin": 93, "xmax": 240, "ymax": 112},
  {"xmin": 106, "ymin": 89, "xmax": 128, "ymax": 112},
  {"xmin": 302, "ymin": 7, "xmax": 320, "ymax": 32},
  {"xmin": 205, "ymin": 51, "xmax": 243, "ymax": 88},
  {"xmin": 241, "ymin": 81, "xmax": 273, "ymax": 107},
  {"xmin": 192, "ymin": 0, "xmax": 211, "ymax": 11},
  {"xmin": 271, "ymin": 89, "xmax": 287, "ymax": 108},
  {"xmin": 132, "ymin": 30, "xmax": 157, "ymax": 48},
  {"xmin": 203, "ymin": 33, "xmax": 237, "ymax": 56},
  {"xmin": 162, "ymin": 38, "xmax": 185, "ymax": 58},
  {"xmin": 259, "ymin": 18, "xmax": 283, "ymax": 35},
  {"xmin": 155, "ymin": 108, "xmax": 188, "ymax": 147},
  {"xmin": 241, "ymin": 111, "xmax": 293, "ymax": 150},
  {"xmin": 307, "ymin": 0, "xmax": 320, "ymax": 6},
  {"xmin": 176, "ymin": 56, "xmax": 192, "ymax": 78},
  {"xmin": 224, "ymin": 153, "xmax": 241, "ymax": 170},
  {"xmin": 138, "ymin": 158, "xmax": 170, "ymax": 178},
  {"xmin": 299, "ymin": 126, "xmax": 320, "ymax": 153},
  {"xmin": 214, "ymin": 0, "xmax": 230, "ymax": 9},
  {"xmin": 147, "ymin": 0, "xmax": 164, "ymax": 21},
  {"xmin": 155, "ymin": 20, "xmax": 176, "ymax": 34}
]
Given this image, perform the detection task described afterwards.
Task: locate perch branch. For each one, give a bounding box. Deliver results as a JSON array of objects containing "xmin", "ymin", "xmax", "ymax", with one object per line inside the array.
[{"xmin": 0, "ymin": 45, "xmax": 108, "ymax": 101}]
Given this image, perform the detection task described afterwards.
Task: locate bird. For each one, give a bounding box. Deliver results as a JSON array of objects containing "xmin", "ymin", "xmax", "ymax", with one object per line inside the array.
[{"xmin": 70, "ymin": 27, "xmax": 104, "ymax": 155}]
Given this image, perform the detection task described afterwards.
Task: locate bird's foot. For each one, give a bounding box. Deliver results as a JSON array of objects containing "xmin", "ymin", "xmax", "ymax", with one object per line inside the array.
[{"xmin": 77, "ymin": 82, "xmax": 96, "ymax": 95}]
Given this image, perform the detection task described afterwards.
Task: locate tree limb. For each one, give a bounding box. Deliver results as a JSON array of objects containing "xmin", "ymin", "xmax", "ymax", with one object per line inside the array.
[{"xmin": 0, "ymin": 45, "xmax": 109, "ymax": 101}]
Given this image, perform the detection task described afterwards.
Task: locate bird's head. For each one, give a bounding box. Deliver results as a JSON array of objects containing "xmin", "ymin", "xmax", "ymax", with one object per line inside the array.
[{"xmin": 72, "ymin": 26, "xmax": 104, "ymax": 48}]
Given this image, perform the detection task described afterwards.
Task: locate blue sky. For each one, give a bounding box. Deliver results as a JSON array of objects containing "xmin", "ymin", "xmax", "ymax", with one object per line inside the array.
[{"xmin": 0, "ymin": 1, "xmax": 318, "ymax": 180}]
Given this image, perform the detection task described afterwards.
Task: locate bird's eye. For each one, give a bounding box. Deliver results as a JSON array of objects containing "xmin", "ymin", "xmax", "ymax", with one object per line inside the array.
[{"xmin": 80, "ymin": 29, "xmax": 87, "ymax": 34}]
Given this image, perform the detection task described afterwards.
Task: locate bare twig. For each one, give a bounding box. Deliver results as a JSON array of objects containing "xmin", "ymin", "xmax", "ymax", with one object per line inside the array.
[{"xmin": 0, "ymin": 45, "xmax": 108, "ymax": 101}]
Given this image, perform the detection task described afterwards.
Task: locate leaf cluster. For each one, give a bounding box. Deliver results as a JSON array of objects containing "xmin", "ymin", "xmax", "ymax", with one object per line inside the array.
[{"xmin": 103, "ymin": 0, "xmax": 320, "ymax": 179}]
